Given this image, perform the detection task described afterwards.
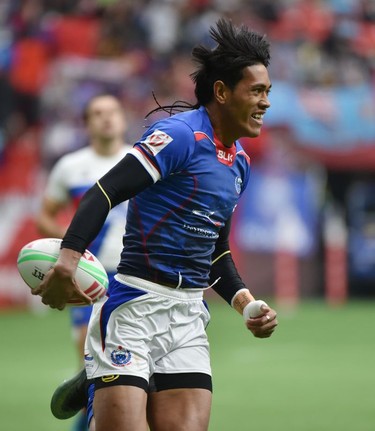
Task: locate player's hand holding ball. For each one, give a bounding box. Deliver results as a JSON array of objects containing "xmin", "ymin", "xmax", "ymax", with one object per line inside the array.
[
  {"xmin": 33, "ymin": 248, "xmax": 93, "ymax": 310},
  {"xmin": 243, "ymin": 300, "xmax": 278, "ymax": 338}
]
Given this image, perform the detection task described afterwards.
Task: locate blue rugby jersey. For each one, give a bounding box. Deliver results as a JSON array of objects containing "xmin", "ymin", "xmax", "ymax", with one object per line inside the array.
[{"xmin": 117, "ymin": 106, "xmax": 251, "ymax": 288}]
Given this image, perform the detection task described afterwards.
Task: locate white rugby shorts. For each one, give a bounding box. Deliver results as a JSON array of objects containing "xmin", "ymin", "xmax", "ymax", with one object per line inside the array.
[{"xmin": 84, "ymin": 275, "xmax": 211, "ymax": 383}]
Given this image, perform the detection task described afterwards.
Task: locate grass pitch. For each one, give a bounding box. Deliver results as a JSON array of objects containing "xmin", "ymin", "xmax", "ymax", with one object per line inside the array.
[{"xmin": 0, "ymin": 299, "xmax": 373, "ymax": 431}]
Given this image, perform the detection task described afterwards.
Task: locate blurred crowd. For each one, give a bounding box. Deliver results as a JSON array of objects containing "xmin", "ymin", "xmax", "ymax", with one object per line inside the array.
[{"xmin": 0, "ymin": 0, "xmax": 374, "ymax": 163}]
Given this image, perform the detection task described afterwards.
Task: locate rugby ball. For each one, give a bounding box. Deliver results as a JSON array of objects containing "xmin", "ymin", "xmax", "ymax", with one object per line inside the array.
[{"xmin": 17, "ymin": 238, "xmax": 109, "ymax": 305}]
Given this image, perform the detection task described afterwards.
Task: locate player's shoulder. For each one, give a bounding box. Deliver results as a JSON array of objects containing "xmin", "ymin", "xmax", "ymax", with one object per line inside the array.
[
  {"xmin": 138, "ymin": 115, "xmax": 194, "ymax": 157},
  {"xmin": 170, "ymin": 107, "xmax": 207, "ymax": 132},
  {"xmin": 147, "ymin": 109, "xmax": 210, "ymax": 153},
  {"xmin": 151, "ymin": 108, "xmax": 206, "ymax": 136}
]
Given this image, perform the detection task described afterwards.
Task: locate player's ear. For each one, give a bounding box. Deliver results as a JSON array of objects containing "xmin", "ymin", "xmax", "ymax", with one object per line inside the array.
[{"xmin": 213, "ymin": 80, "xmax": 227, "ymax": 105}]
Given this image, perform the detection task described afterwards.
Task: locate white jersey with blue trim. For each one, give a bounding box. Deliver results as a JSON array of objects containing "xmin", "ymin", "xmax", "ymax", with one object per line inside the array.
[
  {"xmin": 45, "ymin": 145, "xmax": 132, "ymax": 272},
  {"xmin": 117, "ymin": 106, "xmax": 251, "ymax": 289}
]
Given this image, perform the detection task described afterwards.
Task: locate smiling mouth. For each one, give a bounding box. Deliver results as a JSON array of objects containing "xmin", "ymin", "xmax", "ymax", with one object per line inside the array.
[{"xmin": 251, "ymin": 113, "xmax": 264, "ymax": 125}]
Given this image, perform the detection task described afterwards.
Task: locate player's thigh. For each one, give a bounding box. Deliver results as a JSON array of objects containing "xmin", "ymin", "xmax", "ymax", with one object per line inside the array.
[
  {"xmin": 94, "ymin": 385, "xmax": 148, "ymax": 431},
  {"xmin": 147, "ymin": 387, "xmax": 212, "ymax": 431}
]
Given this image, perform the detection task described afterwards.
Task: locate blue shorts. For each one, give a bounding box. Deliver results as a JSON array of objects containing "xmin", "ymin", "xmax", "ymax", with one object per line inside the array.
[{"xmin": 69, "ymin": 272, "xmax": 115, "ymax": 327}]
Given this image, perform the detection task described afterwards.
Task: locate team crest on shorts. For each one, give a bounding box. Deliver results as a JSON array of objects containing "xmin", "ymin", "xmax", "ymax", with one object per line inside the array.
[{"xmin": 110, "ymin": 346, "xmax": 132, "ymax": 367}]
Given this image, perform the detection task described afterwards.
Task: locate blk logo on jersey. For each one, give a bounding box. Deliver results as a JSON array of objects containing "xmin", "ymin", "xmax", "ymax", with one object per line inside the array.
[
  {"xmin": 216, "ymin": 146, "xmax": 236, "ymax": 166},
  {"xmin": 141, "ymin": 129, "xmax": 173, "ymax": 156}
]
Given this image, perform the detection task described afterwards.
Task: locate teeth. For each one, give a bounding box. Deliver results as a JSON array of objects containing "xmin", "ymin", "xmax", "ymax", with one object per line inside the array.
[{"xmin": 252, "ymin": 114, "xmax": 263, "ymax": 120}]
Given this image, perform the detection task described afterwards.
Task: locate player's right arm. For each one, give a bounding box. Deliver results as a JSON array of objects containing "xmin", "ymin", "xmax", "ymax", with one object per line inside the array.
[{"xmin": 33, "ymin": 154, "xmax": 154, "ymax": 309}]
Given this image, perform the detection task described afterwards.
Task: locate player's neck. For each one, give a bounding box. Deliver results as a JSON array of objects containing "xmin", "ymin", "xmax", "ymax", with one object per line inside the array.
[{"xmin": 205, "ymin": 105, "xmax": 234, "ymax": 148}]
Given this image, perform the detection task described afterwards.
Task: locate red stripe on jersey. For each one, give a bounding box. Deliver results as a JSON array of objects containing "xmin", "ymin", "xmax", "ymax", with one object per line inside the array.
[
  {"xmin": 194, "ymin": 132, "xmax": 208, "ymax": 142},
  {"xmin": 237, "ymin": 150, "xmax": 251, "ymax": 165}
]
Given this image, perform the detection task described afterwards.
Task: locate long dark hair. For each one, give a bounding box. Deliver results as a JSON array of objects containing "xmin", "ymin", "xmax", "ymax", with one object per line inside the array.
[{"xmin": 146, "ymin": 18, "xmax": 271, "ymax": 119}]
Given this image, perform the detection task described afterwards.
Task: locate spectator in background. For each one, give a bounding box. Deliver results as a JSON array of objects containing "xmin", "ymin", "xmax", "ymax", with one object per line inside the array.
[
  {"xmin": 7, "ymin": 0, "xmax": 50, "ymax": 136},
  {"xmin": 36, "ymin": 93, "xmax": 132, "ymax": 431}
]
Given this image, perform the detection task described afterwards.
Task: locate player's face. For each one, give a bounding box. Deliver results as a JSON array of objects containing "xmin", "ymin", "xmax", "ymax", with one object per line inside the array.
[
  {"xmin": 86, "ymin": 96, "xmax": 126, "ymax": 142},
  {"xmin": 223, "ymin": 64, "xmax": 271, "ymax": 140}
]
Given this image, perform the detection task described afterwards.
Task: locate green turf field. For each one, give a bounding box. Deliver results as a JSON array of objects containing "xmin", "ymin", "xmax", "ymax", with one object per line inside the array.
[{"xmin": 0, "ymin": 299, "xmax": 373, "ymax": 431}]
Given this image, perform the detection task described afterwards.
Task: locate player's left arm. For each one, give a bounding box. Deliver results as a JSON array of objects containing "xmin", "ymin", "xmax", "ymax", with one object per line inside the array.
[{"xmin": 210, "ymin": 216, "xmax": 278, "ymax": 338}]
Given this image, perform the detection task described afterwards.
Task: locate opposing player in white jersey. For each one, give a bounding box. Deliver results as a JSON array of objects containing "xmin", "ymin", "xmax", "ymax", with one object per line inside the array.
[
  {"xmin": 35, "ymin": 20, "xmax": 278, "ymax": 431},
  {"xmin": 36, "ymin": 93, "xmax": 131, "ymax": 431}
]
